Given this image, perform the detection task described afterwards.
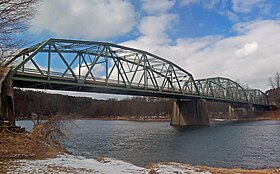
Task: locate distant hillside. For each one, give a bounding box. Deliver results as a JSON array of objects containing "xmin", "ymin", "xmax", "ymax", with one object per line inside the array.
[
  {"xmin": 266, "ymin": 88, "xmax": 280, "ymax": 107},
  {"xmin": 15, "ymin": 88, "xmax": 277, "ymax": 120},
  {"xmin": 14, "ymin": 90, "xmax": 173, "ymax": 118}
]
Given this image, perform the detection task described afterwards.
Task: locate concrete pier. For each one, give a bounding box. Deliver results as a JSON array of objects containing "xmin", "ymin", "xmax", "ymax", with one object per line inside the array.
[
  {"xmin": 229, "ymin": 104, "xmax": 268, "ymax": 119},
  {"xmin": 171, "ymin": 99, "xmax": 209, "ymax": 126}
]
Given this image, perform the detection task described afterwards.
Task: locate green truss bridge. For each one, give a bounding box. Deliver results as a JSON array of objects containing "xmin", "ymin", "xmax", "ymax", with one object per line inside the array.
[{"xmin": 1, "ymin": 38, "xmax": 269, "ymax": 126}]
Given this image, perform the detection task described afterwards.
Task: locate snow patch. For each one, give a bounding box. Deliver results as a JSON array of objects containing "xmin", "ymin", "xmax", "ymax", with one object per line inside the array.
[
  {"xmin": 154, "ymin": 163, "xmax": 212, "ymax": 174},
  {"xmin": 8, "ymin": 154, "xmax": 212, "ymax": 174}
]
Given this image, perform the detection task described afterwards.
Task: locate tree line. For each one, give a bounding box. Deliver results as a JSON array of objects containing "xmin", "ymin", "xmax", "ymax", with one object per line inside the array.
[
  {"xmin": 14, "ymin": 89, "xmax": 173, "ymax": 119},
  {"xmin": 14, "ymin": 87, "xmax": 280, "ymax": 120},
  {"xmin": 13, "ymin": 89, "xmax": 234, "ymax": 119}
]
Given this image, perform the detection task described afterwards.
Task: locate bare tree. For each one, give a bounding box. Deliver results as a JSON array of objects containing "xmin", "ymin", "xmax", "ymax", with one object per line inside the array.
[
  {"xmin": 235, "ymin": 79, "xmax": 250, "ymax": 90},
  {"xmin": 269, "ymin": 72, "xmax": 280, "ymax": 89},
  {"xmin": 0, "ymin": 0, "xmax": 39, "ymax": 65},
  {"xmin": 31, "ymin": 113, "xmax": 75, "ymax": 146}
]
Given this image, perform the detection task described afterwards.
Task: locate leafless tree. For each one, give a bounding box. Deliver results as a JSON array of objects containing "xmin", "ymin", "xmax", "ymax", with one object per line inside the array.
[
  {"xmin": 32, "ymin": 113, "xmax": 75, "ymax": 146},
  {"xmin": 269, "ymin": 72, "xmax": 280, "ymax": 89},
  {"xmin": 235, "ymin": 79, "xmax": 250, "ymax": 90},
  {"xmin": 0, "ymin": 0, "xmax": 39, "ymax": 65}
]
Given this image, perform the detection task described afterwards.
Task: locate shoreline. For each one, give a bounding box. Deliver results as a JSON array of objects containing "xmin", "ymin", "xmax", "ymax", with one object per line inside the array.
[
  {"xmin": 91, "ymin": 117, "xmax": 171, "ymax": 122},
  {"xmin": 16, "ymin": 114, "xmax": 280, "ymax": 123},
  {"xmin": 1, "ymin": 123, "xmax": 280, "ymax": 173},
  {"xmin": 16, "ymin": 109, "xmax": 280, "ymax": 122}
]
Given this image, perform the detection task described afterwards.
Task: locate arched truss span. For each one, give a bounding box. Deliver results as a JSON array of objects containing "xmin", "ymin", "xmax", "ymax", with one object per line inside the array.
[
  {"xmin": 4, "ymin": 39, "xmax": 268, "ymax": 106},
  {"xmin": 246, "ymin": 89, "xmax": 268, "ymax": 105},
  {"xmin": 5, "ymin": 38, "xmax": 199, "ymax": 97},
  {"xmin": 189, "ymin": 77, "xmax": 268, "ymax": 105}
]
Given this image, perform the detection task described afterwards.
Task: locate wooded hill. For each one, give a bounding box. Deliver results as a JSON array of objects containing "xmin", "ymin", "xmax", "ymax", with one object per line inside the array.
[
  {"xmin": 266, "ymin": 87, "xmax": 280, "ymax": 107},
  {"xmin": 14, "ymin": 90, "xmax": 173, "ymax": 119},
  {"xmin": 14, "ymin": 87, "xmax": 279, "ymax": 119}
]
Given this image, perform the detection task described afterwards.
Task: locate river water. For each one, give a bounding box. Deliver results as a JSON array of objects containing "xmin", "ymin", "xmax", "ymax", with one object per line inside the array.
[{"xmin": 17, "ymin": 120, "xmax": 280, "ymax": 169}]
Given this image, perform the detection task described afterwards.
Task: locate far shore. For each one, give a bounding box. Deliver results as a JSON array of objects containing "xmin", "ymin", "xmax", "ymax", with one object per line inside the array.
[{"xmin": 16, "ymin": 110, "xmax": 280, "ymax": 123}]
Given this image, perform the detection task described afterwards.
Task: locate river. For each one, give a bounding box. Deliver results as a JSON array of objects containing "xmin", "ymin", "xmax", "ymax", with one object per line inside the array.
[{"xmin": 17, "ymin": 120, "xmax": 280, "ymax": 169}]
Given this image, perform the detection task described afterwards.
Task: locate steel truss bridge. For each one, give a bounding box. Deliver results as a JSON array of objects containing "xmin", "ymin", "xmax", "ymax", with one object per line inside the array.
[{"xmin": 4, "ymin": 38, "xmax": 268, "ymax": 106}]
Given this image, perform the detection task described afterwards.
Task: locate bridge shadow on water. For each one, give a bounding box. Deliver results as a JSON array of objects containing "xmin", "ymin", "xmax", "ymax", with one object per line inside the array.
[
  {"xmin": 171, "ymin": 120, "xmax": 238, "ymax": 133},
  {"xmin": 172, "ymin": 125, "xmax": 210, "ymax": 133}
]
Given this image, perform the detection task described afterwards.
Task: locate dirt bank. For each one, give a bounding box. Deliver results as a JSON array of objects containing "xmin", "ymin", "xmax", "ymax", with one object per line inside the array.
[
  {"xmin": 255, "ymin": 109, "xmax": 280, "ymax": 120},
  {"xmin": 0, "ymin": 129, "xmax": 62, "ymax": 160},
  {"xmin": 197, "ymin": 166, "xmax": 279, "ymax": 174},
  {"xmin": 238, "ymin": 110, "xmax": 280, "ymax": 121}
]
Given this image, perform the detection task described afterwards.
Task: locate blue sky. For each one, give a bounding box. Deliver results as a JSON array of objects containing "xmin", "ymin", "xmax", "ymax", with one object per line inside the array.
[
  {"xmin": 26, "ymin": 0, "xmax": 280, "ymax": 41},
  {"xmin": 21, "ymin": 0, "xmax": 280, "ymax": 98}
]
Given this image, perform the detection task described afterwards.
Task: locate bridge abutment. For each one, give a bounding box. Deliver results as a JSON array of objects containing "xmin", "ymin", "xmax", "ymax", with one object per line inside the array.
[
  {"xmin": 171, "ymin": 99, "xmax": 209, "ymax": 126},
  {"xmin": 0, "ymin": 67, "xmax": 15, "ymax": 125}
]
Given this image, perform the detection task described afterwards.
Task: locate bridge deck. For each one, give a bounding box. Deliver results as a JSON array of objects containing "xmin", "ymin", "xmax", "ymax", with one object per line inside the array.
[{"xmin": 13, "ymin": 72, "xmax": 268, "ymax": 107}]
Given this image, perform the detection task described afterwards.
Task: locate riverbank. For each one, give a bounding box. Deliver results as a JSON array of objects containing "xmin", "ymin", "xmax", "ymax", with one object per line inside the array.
[
  {"xmin": 255, "ymin": 109, "xmax": 280, "ymax": 120},
  {"xmin": 75, "ymin": 109, "xmax": 280, "ymax": 122},
  {"xmin": 0, "ymin": 132, "xmax": 279, "ymax": 173},
  {"xmin": 238, "ymin": 110, "xmax": 280, "ymax": 121},
  {"xmin": 16, "ymin": 108, "xmax": 280, "ymax": 123},
  {"xmin": 2, "ymin": 119, "xmax": 279, "ymax": 173},
  {"xmin": 0, "ymin": 129, "xmax": 63, "ymax": 160},
  {"xmin": 92, "ymin": 117, "xmax": 170, "ymax": 122}
]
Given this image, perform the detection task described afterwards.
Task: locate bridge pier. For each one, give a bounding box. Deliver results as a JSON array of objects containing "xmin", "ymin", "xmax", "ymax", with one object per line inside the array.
[
  {"xmin": 0, "ymin": 67, "xmax": 15, "ymax": 125},
  {"xmin": 171, "ymin": 99, "xmax": 209, "ymax": 126},
  {"xmin": 230, "ymin": 104, "xmax": 267, "ymax": 119},
  {"xmin": 228, "ymin": 105, "xmax": 236, "ymax": 119}
]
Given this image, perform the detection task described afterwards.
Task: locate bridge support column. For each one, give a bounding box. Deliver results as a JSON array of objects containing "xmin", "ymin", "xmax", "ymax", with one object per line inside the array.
[
  {"xmin": 229, "ymin": 104, "xmax": 253, "ymax": 119},
  {"xmin": 231, "ymin": 104, "xmax": 267, "ymax": 119},
  {"xmin": 171, "ymin": 99, "xmax": 209, "ymax": 126},
  {"xmin": 228, "ymin": 105, "xmax": 236, "ymax": 119},
  {"xmin": 0, "ymin": 67, "xmax": 15, "ymax": 125}
]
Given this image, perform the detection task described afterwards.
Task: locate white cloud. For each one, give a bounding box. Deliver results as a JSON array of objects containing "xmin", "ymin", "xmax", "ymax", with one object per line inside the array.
[
  {"xmin": 122, "ymin": 14, "xmax": 178, "ymax": 49},
  {"xmin": 121, "ymin": 20, "xmax": 280, "ymax": 91},
  {"xmin": 138, "ymin": 14, "xmax": 177, "ymax": 42},
  {"xmin": 223, "ymin": 10, "xmax": 239, "ymax": 22},
  {"xmin": 235, "ymin": 42, "xmax": 258, "ymax": 57},
  {"xmin": 232, "ymin": 0, "xmax": 265, "ymax": 13},
  {"xmin": 142, "ymin": 0, "xmax": 175, "ymax": 13},
  {"xmin": 31, "ymin": 0, "xmax": 136, "ymax": 39},
  {"xmin": 180, "ymin": 0, "xmax": 199, "ymax": 6},
  {"xmin": 203, "ymin": 0, "xmax": 226, "ymax": 9},
  {"xmin": 276, "ymin": 12, "xmax": 280, "ymax": 19},
  {"xmin": 181, "ymin": 0, "xmax": 227, "ymax": 9},
  {"xmin": 73, "ymin": 63, "xmax": 105, "ymax": 78}
]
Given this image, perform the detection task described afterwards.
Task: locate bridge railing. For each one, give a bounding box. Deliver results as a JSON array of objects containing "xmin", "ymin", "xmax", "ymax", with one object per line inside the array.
[{"xmin": 14, "ymin": 67, "xmax": 189, "ymax": 94}]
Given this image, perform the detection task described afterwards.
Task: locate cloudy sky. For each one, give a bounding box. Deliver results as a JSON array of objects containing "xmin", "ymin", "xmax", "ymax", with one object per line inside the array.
[{"xmin": 22, "ymin": 0, "xmax": 280, "ymax": 98}]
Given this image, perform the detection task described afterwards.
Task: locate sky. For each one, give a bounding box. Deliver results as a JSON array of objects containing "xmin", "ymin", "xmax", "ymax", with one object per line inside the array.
[{"xmin": 22, "ymin": 0, "xmax": 280, "ymax": 98}]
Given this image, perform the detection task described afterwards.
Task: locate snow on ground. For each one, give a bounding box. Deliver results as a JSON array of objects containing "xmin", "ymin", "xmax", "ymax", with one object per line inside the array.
[
  {"xmin": 7, "ymin": 154, "xmax": 212, "ymax": 174},
  {"xmin": 152, "ymin": 163, "xmax": 212, "ymax": 174}
]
